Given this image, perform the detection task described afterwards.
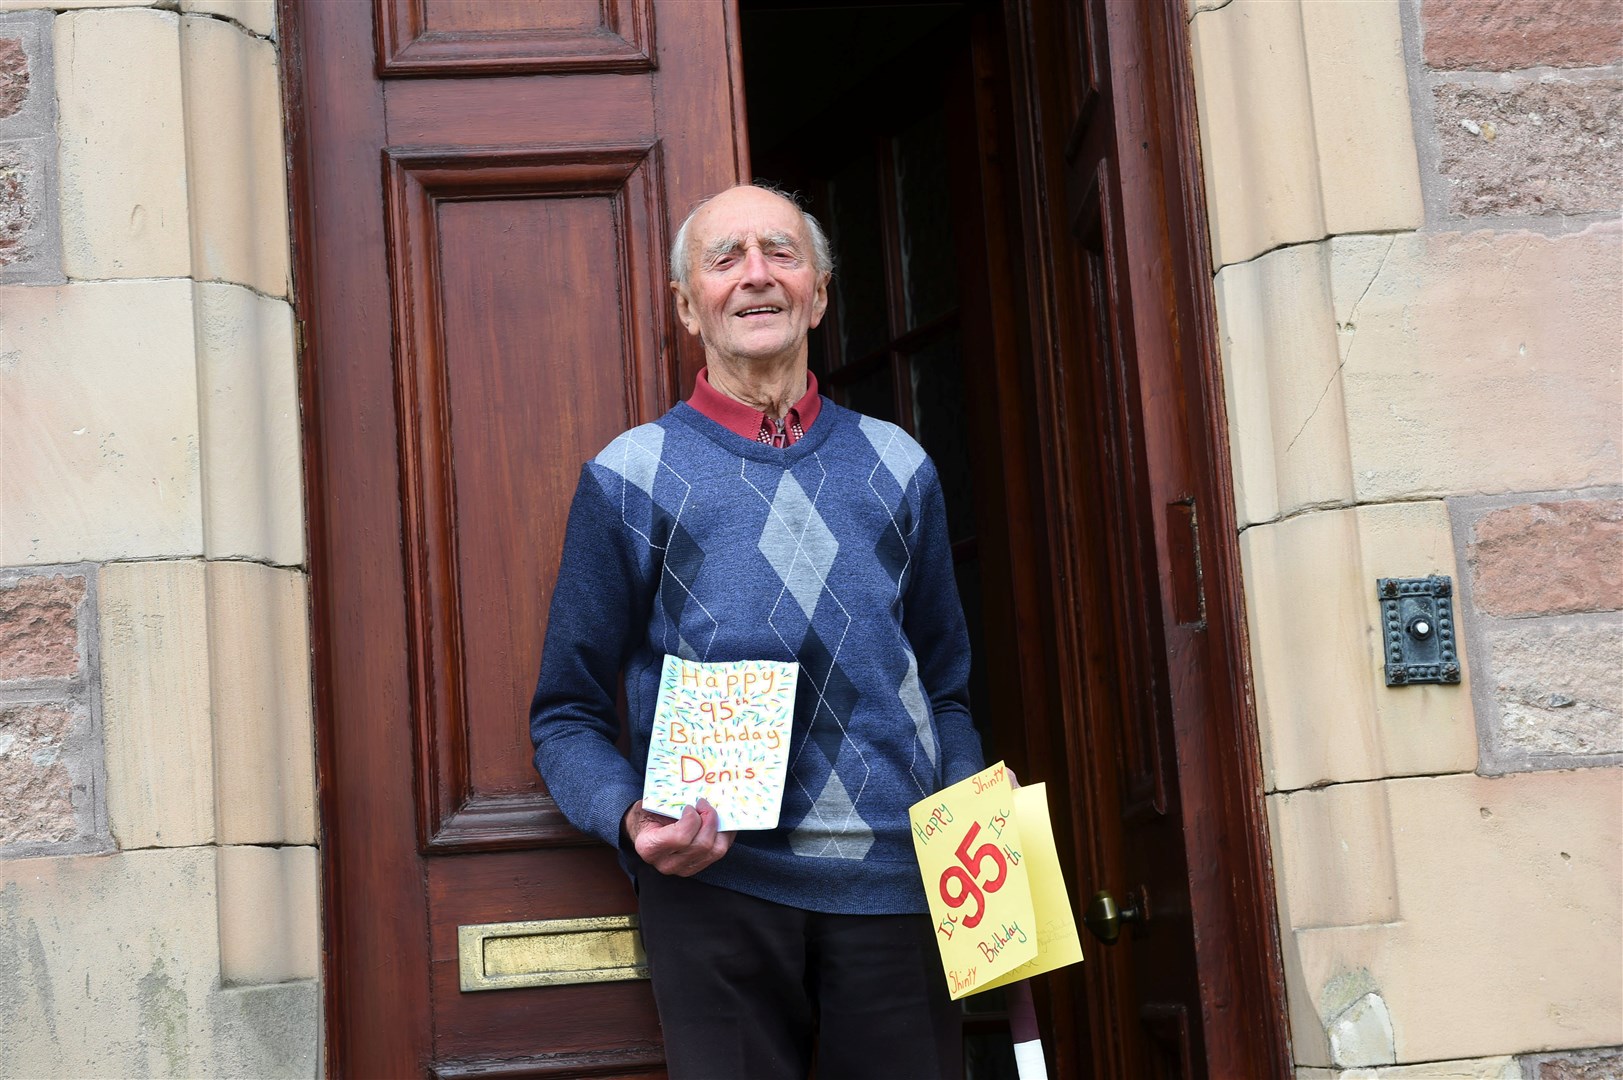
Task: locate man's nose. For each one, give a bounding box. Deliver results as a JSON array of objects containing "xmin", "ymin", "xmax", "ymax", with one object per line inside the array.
[{"xmin": 738, "ymin": 245, "xmax": 773, "ymax": 284}]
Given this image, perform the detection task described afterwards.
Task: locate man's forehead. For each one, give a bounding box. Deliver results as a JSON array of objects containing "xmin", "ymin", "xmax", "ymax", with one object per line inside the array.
[
  {"xmin": 691, "ymin": 188, "xmax": 807, "ymax": 244},
  {"xmin": 700, "ymin": 227, "xmax": 798, "ymax": 252}
]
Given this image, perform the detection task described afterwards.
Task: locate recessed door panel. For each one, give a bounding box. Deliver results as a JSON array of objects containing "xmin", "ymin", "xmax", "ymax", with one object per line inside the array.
[
  {"xmin": 376, "ymin": 0, "xmax": 655, "ymax": 76},
  {"xmin": 386, "ymin": 147, "xmax": 669, "ymax": 853}
]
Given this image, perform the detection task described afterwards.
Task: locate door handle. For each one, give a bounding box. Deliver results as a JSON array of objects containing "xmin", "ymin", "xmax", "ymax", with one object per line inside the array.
[{"xmin": 1082, "ymin": 889, "xmax": 1144, "ymax": 945}]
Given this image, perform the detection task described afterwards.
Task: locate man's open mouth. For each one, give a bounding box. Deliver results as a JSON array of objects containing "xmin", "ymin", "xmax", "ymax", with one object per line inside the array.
[{"xmin": 736, "ymin": 306, "xmax": 782, "ymax": 317}]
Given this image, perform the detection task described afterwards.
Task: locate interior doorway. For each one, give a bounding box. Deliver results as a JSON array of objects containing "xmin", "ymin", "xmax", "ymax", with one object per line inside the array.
[
  {"xmin": 737, "ymin": 1, "xmax": 1292, "ymax": 1076},
  {"xmin": 739, "ymin": 3, "xmax": 1027, "ymax": 1073}
]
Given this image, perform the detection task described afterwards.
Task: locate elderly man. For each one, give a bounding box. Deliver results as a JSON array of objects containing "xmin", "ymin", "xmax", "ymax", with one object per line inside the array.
[{"xmin": 530, "ymin": 184, "xmax": 984, "ymax": 1079}]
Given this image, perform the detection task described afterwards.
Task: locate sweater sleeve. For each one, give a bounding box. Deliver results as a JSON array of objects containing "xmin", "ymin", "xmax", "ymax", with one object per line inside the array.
[
  {"xmin": 530, "ymin": 466, "xmax": 655, "ymax": 848},
  {"xmin": 903, "ymin": 462, "xmax": 986, "ymax": 786}
]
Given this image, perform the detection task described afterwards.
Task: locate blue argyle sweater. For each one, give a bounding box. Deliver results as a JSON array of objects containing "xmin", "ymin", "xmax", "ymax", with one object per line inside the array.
[{"xmin": 530, "ymin": 399, "xmax": 984, "ymax": 914}]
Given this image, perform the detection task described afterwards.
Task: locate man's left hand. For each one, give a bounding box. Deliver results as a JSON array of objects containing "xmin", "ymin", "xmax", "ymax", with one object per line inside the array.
[{"xmin": 626, "ymin": 798, "xmax": 736, "ymax": 876}]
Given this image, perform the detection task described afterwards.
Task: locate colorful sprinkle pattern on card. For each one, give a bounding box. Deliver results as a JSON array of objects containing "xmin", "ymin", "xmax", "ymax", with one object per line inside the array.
[{"xmin": 642, "ymin": 656, "xmax": 800, "ymax": 831}]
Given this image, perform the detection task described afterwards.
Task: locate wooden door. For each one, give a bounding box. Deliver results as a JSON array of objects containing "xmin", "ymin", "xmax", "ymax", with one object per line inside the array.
[
  {"xmin": 282, "ymin": 1, "xmax": 743, "ymax": 1074},
  {"xmin": 1003, "ymin": 0, "xmax": 1290, "ymax": 1076}
]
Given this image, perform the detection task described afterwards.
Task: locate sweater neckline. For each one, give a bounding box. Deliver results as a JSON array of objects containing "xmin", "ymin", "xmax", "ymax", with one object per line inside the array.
[{"xmin": 670, "ymin": 398, "xmax": 848, "ymax": 464}]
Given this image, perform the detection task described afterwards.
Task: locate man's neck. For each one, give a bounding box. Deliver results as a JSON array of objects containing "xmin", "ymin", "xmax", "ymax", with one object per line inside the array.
[{"xmin": 703, "ymin": 356, "xmax": 809, "ymax": 421}]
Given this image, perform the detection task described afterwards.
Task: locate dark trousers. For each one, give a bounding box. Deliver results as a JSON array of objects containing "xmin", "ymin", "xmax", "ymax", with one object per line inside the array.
[{"xmin": 636, "ymin": 869, "xmax": 963, "ymax": 1079}]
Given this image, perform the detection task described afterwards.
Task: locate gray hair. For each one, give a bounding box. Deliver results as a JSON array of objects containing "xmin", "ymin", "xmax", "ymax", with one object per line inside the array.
[{"xmin": 669, "ymin": 183, "xmax": 835, "ymax": 287}]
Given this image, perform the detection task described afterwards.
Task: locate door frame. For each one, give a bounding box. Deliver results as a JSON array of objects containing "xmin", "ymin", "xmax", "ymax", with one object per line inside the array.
[
  {"xmin": 278, "ymin": 0, "xmax": 1289, "ymax": 1073},
  {"xmin": 998, "ymin": 0, "xmax": 1290, "ymax": 1074}
]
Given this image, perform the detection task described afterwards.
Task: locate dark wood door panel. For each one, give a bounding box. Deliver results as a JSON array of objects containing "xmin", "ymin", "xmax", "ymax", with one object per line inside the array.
[
  {"xmin": 385, "ymin": 146, "xmax": 672, "ymax": 853},
  {"xmin": 383, "ymin": 78, "xmax": 657, "ymax": 149},
  {"xmin": 1065, "ymin": 157, "xmax": 1173, "ymax": 827},
  {"xmin": 428, "ymin": 851, "xmax": 658, "ymax": 1065},
  {"xmin": 377, "ymin": 0, "xmax": 655, "ymax": 77},
  {"xmin": 287, "ymin": 0, "xmax": 744, "ymax": 1072}
]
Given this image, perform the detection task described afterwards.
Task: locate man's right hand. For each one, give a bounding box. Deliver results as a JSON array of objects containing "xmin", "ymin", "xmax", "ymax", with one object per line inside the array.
[{"xmin": 625, "ymin": 798, "xmax": 735, "ymax": 876}]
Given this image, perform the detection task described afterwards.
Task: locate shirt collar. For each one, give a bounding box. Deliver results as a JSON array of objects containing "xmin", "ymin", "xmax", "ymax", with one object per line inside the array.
[{"xmin": 689, "ymin": 367, "xmax": 822, "ymax": 444}]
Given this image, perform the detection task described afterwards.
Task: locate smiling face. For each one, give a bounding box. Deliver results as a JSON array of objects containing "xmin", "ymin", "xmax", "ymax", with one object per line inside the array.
[{"xmin": 670, "ymin": 186, "xmax": 829, "ymax": 372}]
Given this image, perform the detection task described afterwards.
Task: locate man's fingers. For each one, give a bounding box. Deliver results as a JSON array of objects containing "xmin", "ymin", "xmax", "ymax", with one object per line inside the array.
[
  {"xmin": 691, "ymin": 798, "xmax": 720, "ymax": 850},
  {"xmin": 633, "ymin": 800, "xmax": 739, "ymax": 876},
  {"xmin": 636, "ymin": 805, "xmax": 702, "ymax": 871}
]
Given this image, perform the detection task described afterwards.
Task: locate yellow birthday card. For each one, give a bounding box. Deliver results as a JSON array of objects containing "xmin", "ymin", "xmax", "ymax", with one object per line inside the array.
[
  {"xmin": 910, "ymin": 762, "xmax": 1038, "ymax": 998},
  {"xmin": 910, "ymin": 763, "xmax": 1083, "ymax": 1000}
]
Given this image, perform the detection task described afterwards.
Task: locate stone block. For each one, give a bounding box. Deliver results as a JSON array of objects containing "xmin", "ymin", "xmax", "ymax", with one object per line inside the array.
[
  {"xmin": 55, "ymin": 8, "xmax": 191, "ymax": 278},
  {"xmin": 0, "ymin": 845, "xmax": 320, "ymax": 1077},
  {"xmin": 1482, "ymin": 616, "xmax": 1623, "ymax": 763},
  {"xmin": 0, "ymin": 569, "xmax": 85, "ymax": 681},
  {"xmin": 1192, "ymin": 0, "xmax": 1422, "ymax": 268},
  {"xmin": 1454, "ymin": 493, "xmax": 1623, "ymax": 773},
  {"xmin": 0, "ymin": 562, "xmax": 106, "ymax": 859},
  {"xmin": 1522, "ymin": 1047, "xmax": 1623, "ymax": 1079},
  {"xmin": 0, "ymin": 280, "xmax": 204, "ymax": 564},
  {"xmin": 180, "ymin": 14, "xmax": 289, "ymax": 297},
  {"xmin": 1276, "ymin": 770, "xmax": 1622, "ymax": 1067},
  {"xmin": 0, "ymin": 135, "xmax": 61, "ymax": 284},
  {"xmin": 180, "ymin": 0, "xmax": 274, "ymax": 39},
  {"xmin": 99, "ymin": 560, "xmax": 214, "ymax": 848},
  {"xmin": 0, "ymin": 30, "xmax": 29, "ymax": 121},
  {"xmin": 1192, "ymin": 0, "xmax": 1323, "ymax": 267},
  {"xmin": 0, "ymin": 1, "xmax": 155, "ymax": 9},
  {"xmin": 1468, "ymin": 498, "xmax": 1623, "ymax": 618},
  {"xmin": 1297, "ymin": 1056, "xmax": 1518, "ymax": 1079},
  {"xmin": 208, "ymin": 561, "xmax": 315, "ymax": 846},
  {"xmin": 1328, "ymin": 991, "xmax": 1397, "ymax": 1069},
  {"xmin": 1242, "ymin": 501, "xmax": 1476, "ymax": 792},
  {"xmin": 1214, "ymin": 240, "xmax": 1354, "ymax": 528},
  {"xmin": 1330, "ymin": 225, "xmax": 1622, "ymax": 502},
  {"xmin": 0, "ymin": 847, "xmax": 217, "ymax": 1076},
  {"xmin": 1421, "ymin": 0, "xmax": 1623, "ymax": 72},
  {"xmin": 1434, "ymin": 78, "xmax": 1623, "ymax": 219},
  {"xmin": 0, "ymin": 12, "xmax": 50, "ymax": 284},
  {"xmin": 0, "ymin": 10, "xmax": 53, "ymax": 139},
  {"xmin": 0, "ymin": 701, "xmax": 78, "ymax": 845},
  {"xmin": 206, "ymin": 980, "xmax": 320, "ymax": 1078},
  {"xmin": 1270, "ymin": 780, "xmax": 1399, "ymax": 930},
  {"xmin": 216, "ymin": 844, "xmax": 319, "ymax": 984},
  {"xmin": 1298, "ymin": 0, "xmax": 1424, "ymax": 238},
  {"xmin": 195, "ymin": 283, "xmax": 305, "ymax": 566}
]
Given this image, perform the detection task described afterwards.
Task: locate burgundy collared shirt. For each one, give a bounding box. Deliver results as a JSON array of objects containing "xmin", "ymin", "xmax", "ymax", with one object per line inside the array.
[{"xmin": 688, "ymin": 367, "xmax": 823, "ymax": 447}]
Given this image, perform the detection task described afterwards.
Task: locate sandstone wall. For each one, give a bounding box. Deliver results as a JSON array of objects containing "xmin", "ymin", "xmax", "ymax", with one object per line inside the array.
[
  {"xmin": 0, "ymin": 1, "xmax": 317, "ymax": 1076},
  {"xmin": 1192, "ymin": 0, "xmax": 1622, "ymax": 1075}
]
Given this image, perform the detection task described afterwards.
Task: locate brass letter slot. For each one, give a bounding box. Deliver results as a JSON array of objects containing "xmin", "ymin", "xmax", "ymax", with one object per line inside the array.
[{"xmin": 458, "ymin": 915, "xmax": 650, "ymax": 992}]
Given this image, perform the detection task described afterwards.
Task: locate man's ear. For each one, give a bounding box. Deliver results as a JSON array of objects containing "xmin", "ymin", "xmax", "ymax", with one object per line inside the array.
[
  {"xmin": 671, "ymin": 280, "xmax": 702, "ymax": 337},
  {"xmin": 808, "ymin": 273, "xmax": 830, "ymax": 330}
]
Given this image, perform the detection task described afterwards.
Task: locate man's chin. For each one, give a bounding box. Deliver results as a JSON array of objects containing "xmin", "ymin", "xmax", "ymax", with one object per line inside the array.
[{"xmin": 713, "ymin": 340, "xmax": 802, "ymax": 368}]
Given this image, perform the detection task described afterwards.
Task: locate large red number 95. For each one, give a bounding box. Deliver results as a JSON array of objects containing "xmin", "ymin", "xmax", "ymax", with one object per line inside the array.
[{"xmin": 938, "ymin": 821, "xmax": 1009, "ymax": 928}]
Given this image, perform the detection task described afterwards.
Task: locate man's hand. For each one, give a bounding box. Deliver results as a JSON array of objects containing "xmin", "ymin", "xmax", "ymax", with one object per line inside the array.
[{"xmin": 625, "ymin": 798, "xmax": 735, "ymax": 876}]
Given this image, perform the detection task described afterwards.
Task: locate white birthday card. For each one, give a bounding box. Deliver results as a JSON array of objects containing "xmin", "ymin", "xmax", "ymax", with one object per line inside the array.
[{"xmin": 641, "ymin": 655, "xmax": 799, "ymax": 831}]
